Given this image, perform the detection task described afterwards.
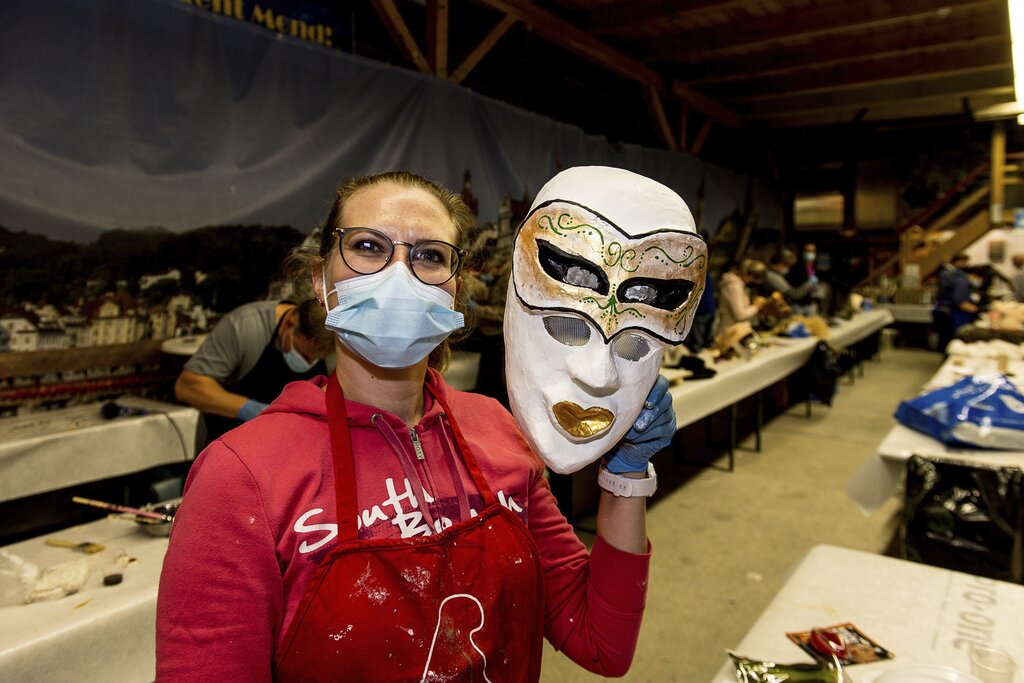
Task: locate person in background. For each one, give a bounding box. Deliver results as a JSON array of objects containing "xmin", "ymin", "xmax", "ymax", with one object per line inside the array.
[
  {"xmin": 763, "ymin": 248, "xmax": 814, "ymax": 303},
  {"xmin": 932, "ymin": 253, "xmax": 977, "ymax": 353},
  {"xmin": 157, "ymin": 171, "xmax": 672, "ymax": 681},
  {"xmin": 717, "ymin": 258, "xmax": 768, "ymax": 331},
  {"xmin": 965, "ymin": 265, "xmax": 995, "ymax": 313},
  {"xmin": 685, "ymin": 269, "xmax": 717, "ymax": 352},
  {"xmin": 174, "ymin": 298, "xmax": 330, "ymax": 444},
  {"xmin": 1011, "ymin": 253, "xmax": 1024, "ymax": 302},
  {"xmin": 787, "ymin": 242, "xmax": 828, "ymax": 314}
]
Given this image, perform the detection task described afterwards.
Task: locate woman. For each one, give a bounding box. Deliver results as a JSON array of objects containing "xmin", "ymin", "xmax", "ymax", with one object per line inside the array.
[
  {"xmin": 717, "ymin": 258, "xmax": 768, "ymax": 331},
  {"xmin": 157, "ymin": 171, "xmax": 673, "ymax": 681}
]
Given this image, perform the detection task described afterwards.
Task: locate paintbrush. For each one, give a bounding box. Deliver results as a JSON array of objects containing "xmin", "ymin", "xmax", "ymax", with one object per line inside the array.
[{"xmin": 72, "ymin": 496, "xmax": 175, "ymax": 523}]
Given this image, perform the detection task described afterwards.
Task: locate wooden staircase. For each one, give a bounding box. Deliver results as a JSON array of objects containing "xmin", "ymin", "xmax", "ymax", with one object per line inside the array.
[{"xmin": 857, "ymin": 153, "xmax": 1022, "ymax": 291}]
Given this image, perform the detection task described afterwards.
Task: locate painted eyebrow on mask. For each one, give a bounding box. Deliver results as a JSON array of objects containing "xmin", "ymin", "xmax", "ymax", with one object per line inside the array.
[
  {"xmin": 617, "ymin": 276, "xmax": 695, "ymax": 311},
  {"xmin": 536, "ymin": 239, "xmax": 610, "ymax": 295}
]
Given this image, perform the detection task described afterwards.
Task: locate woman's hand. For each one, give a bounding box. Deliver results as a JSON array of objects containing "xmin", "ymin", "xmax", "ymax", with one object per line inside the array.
[{"xmin": 603, "ymin": 375, "xmax": 676, "ymax": 474}]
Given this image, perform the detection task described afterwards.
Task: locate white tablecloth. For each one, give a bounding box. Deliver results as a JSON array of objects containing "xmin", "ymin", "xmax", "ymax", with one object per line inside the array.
[
  {"xmin": 880, "ymin": 303, "xmax": 933, "ymax": 324},
  {"xmin": 669, "ymin": 337, "xmax": 816, "ymax": 426},
  {"xmin": 669, "ymin": 309, "xmax": 894, "ymax": 428},
  {"xmin": 711, "ymin": 544, "xmax": 1024, "ymax": 682},
  {"xmin": 0, "ymin": 398, "xmax": 199, "ymax": 503},
  {"xmin": 828, "ymin": 308, "xmax": 895, "ymax": 349},
  {"xmin": 846, "ymin": 354, "xmax": 1024, "ymax": 513},
  {"xmin": 0, "ymin": 517, "xmax": 170, "ymax": 682}
]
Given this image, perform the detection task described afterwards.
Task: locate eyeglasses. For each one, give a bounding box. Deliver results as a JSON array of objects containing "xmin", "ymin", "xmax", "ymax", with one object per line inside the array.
[{"xmin": 333, "ymin": 227, "xmax": 466, "ymax": 285}]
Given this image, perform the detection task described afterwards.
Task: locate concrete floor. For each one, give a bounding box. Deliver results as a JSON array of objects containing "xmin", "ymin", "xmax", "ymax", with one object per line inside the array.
[{"xmin": 540, "ymin": 346, "xmax": 945, "ymax": 682}]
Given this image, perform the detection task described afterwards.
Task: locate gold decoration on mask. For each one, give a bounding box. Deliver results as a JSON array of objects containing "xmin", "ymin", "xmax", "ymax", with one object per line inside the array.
[{"xmin": 552, "ymin": 402, "xmax": 615, "ymax": 439}]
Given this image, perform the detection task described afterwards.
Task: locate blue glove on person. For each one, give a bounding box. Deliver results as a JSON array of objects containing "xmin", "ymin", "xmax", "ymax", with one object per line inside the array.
[
  {"xmin": 237, "ymin": 399, "xmax": 269, "ymax": 422},
  {"xmin": 603, "ymin": 375, "xmax": 676, "ymax": 474}
]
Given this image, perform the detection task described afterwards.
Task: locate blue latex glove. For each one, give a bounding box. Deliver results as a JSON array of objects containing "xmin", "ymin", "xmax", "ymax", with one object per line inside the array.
[
  {"xmin": 808, "ymin": 275, "xmax": 819, "ymax": 286},
  {"xmin": 237, "ymin": 399, "xmax": 269, "ymax": 422},
  {"xmin": 603, "ymin": 375, "xmax": 676, "ymax": 474}
]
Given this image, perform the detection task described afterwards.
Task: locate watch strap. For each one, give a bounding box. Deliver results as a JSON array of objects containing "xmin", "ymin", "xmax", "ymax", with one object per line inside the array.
[{"xmin": 597, "ymin": 463, "xmax": 657, "ymax": 497}]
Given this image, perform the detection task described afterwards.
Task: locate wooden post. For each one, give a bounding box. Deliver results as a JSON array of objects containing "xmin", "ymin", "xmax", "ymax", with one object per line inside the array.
[
  {"xmin": 991, "ymin": 121, "xmax": 1006, "ymax": 226},
  {"xmin": 427, "ymin": 0, "xmax": 449, "ymax": 78}
]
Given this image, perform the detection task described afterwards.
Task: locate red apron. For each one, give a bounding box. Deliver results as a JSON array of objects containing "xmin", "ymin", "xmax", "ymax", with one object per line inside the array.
[{"xmin": 274, "ymin": 377, "xmax": 546, "ymax": 682}]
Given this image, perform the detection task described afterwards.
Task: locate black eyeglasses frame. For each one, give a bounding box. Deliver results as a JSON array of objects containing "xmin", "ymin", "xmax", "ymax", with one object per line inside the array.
[{"xmin": 332, "ymin": 227, "xmax": 467, "ymax": 285}]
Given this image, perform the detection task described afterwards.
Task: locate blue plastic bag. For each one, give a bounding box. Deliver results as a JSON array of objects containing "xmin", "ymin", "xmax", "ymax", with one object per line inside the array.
[{"xmin": 894, "ymin": 374, "xmax": 1024, "ymax": 449}]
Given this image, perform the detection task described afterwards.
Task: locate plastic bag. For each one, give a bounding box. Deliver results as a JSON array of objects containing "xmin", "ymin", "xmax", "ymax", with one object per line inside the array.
[
  {"xmin": 0, "ymin": 550, "xmax": 39, "ymax": 606},
  {"xmin": 901, "ymin": 455, "xmax": 1024, "ymax": 583},
  {"xmin": 729, "ymin": 652, "xmax": 844, "ymax": 682},
  {"xmin": 894, "ymin": 373, "xmax": 1024, "ymax": 449}
]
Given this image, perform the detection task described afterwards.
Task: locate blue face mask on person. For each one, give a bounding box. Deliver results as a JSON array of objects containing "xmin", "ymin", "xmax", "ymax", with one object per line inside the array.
[
  {"xmin": 323, "ymin": 263, "xmax": 464, "ymax": 369},
  {"xmin": 282, "ymin": 333, "xmax": 315, "ymax": 373}
]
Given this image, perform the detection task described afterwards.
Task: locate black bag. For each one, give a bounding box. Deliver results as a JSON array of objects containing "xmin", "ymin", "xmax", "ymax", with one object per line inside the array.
[
  {"xmin": 794, "ymin": 341, "xmax": 845, "ymax": 406},
  {"xmin": 901, "ymin": 454, "xmax": 1024, "ymax": 583}
]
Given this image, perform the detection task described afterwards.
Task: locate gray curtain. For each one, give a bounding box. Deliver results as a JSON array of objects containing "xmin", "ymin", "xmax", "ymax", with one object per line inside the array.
[{"xmin": 0, "ymin": 0, "xmax": 780, "ymax": 242}]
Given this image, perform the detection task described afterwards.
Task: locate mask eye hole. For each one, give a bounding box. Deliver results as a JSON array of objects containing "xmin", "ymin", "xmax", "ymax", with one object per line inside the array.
[
  {"xmin": 611, "ymin": 333, "xmax": 651, "ymax": 361},
  {"xmin": 618, "ymin": 277, "xmax": 695, "ymax": 311},
  {"xmin": 543, "ymin": 315, "xmax": 592, "ymax": 346},
  {"xmin": 536, "ymin": 240, "xmax": 609, "ymax": 295}
]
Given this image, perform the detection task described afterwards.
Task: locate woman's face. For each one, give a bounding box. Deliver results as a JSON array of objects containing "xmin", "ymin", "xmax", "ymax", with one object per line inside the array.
[{"xmin": 320, "ymin": 182, "xmax": 460, "ymax": 302}]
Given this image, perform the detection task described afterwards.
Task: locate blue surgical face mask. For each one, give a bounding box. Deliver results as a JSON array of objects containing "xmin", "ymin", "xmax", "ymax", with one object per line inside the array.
[
  {"xmin": 282, "ymin": 332, "xmax": 316, "ymax": 373},
  {"xmin": 323, "ymin": 264, "xmax": 464, "ymax": 369},
  {"xmin": 803, "ymin": 251, "xmax": 816, "ymax": 262}
]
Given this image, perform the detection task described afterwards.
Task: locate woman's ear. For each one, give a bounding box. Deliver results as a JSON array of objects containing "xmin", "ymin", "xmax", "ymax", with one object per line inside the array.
[{"xmin": 312, "ymin": 262, "xmax": 326, "ymax": 307}]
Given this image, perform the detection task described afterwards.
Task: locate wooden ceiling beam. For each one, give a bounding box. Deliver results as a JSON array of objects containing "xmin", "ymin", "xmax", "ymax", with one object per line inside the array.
[
  {"xmin": 679, "ymin": 104, "xmax": 688, "ymax": 152},
  {"xmin": 450, "ymin": 15, "xmax": 517, "ymax": 85},
  {"xmin": 471, "ymin": 0, "xmax": 745, "ymax": 127},
  {"xmin": 742, "ymin": 69, "xmax": 1013, "ymax": 120},
  {"xmin": 371, "ymin": 0, "xmax": 432, "ymax": 74},
  {"xmin": 670, "ymin": 82, "xmax": 743, "ymax": 128},
  {"xmin": 643, "ymin": 85, "xmax": 677, "ymax": 151},
  {"xmin": 737, "ymin": 66, "xmax": 1015, "ymax": 113},
  {"xmin": 678, "ymin": 10, "xmax": 1005, "ymax": 82},
  {"xmin": 427, "ymin": 0, "xmax": 449, "ymax": 78},
  {"xmin": 708, "ymin": 40, "xmax": 1010, "ymax": 102},
  {"xmin": 753, "ymin": 92, "xmax": 1013, "ymax": 128},
  {"xmin": 474, "ymin": 0, "xmax": 664, "ymax": 87},
  {"xmin": 690, "ymin": 117, "xmax": 713, "ymax": 157},
  {"xmin": 586, "ymin": 0, "xmax": 754, "ymax": 36},
  {"xmin": 641, "ymin": 0, "xmax": 998, "ymax": 62}
]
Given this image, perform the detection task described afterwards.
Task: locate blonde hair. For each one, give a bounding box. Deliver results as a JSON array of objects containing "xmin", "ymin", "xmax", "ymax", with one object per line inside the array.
[
  {"xmin": 736, "ymin": 259, "xmax": 767, "ymax": 281},
  {"xmin": 288, "ymin": 171, "xmax": 475, "ymax": 372}
]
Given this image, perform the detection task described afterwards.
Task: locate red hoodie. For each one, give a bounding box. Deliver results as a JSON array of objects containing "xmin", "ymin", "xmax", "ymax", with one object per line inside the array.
[{"xmin": 157, "ymin": 370, "xmax": 650, "ymax": 681}]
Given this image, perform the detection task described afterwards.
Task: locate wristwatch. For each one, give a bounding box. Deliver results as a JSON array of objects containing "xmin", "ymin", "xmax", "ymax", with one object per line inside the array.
[{"xmin": 597, "ymin": 463, "xmax": 657, "ymax": 497}]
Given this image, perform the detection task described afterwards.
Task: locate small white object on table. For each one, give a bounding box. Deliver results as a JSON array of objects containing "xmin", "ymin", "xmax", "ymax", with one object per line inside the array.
[
  {"xmin": 0, "ymin": 516, "xmax": 170, "ymax": 682},
  {"xmin": 710, "ymin": 544, "xmax": 1024, "ymax": 683},
  {"xmin": 0, "ymin": 397, "xmax": 199, "ymax": 503},
  {"xmin": 847, "ymin": 354, "xmax": 1024, "ymax": 513},
  {"xmin": 159, "ymin": 334, "xmax": 207, "ymax": 357}
]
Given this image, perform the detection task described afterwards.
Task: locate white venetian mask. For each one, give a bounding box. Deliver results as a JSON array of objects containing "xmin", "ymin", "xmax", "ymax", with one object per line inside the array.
[{"xmin": 504, "ymin": 166, "xmax": 707, "ymax": 474}]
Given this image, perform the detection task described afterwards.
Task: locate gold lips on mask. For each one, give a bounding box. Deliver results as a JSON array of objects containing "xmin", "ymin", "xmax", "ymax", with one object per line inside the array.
[{"xmin": 552, "ymin": 402, "xmax": 615, "ymax": 439}]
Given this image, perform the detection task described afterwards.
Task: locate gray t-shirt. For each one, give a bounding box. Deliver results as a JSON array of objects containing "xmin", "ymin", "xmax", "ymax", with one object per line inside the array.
[{"xmin": 184, "ymin": 301, "xmax": 281, "ymax": 385}]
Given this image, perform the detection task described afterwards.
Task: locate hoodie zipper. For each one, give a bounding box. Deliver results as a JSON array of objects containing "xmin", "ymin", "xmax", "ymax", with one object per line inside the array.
[{"xmin": 409, "ymin": 428, "xmax": 425, "ymax": 461}]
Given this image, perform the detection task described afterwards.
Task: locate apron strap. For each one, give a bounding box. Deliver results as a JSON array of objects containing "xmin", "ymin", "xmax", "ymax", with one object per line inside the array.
[{"xmin": 326, "ymin": 377, "xmax": 359, "ymax": 542}]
